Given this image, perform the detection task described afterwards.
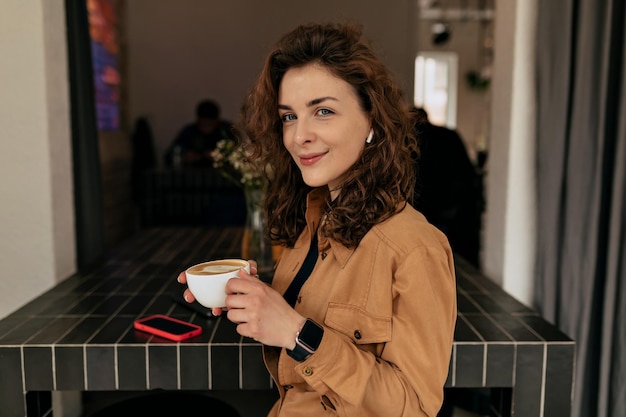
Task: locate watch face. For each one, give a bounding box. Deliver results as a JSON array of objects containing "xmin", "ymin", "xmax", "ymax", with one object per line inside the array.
[{"xmin": 299, "ymin": 319, "xmax": 324, "ymax": 351}]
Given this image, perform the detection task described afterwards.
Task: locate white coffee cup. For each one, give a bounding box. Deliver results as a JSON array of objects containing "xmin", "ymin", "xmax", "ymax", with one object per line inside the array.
[{"xmin": 185, "ymin": 259, "xmax": 250, "ymax": 308}]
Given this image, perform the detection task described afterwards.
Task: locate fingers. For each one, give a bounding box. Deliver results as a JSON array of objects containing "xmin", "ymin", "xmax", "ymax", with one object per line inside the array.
[
  {"xmin": 248, "ymin": 259, "xmax": 258, "ymax": 273},
  {"xmin": 212, "ymin": 307, "xmax": 224, "ymax": 316},
  {"xmin": 182, "ymin": 288, "xmax": 196, "ymax": 303},
  {"xmin": 178, "ymin": 271, "xmax": 195, "ymax": 303},
  {"xmin": 238, "ymin": 267, "xmax": 261, "ymax": 282}
]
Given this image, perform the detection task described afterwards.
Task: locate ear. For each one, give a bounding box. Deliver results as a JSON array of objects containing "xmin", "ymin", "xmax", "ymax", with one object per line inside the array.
[{"xmin": 365, "ymin": 129, "xmax": 374, "ymax": 144}]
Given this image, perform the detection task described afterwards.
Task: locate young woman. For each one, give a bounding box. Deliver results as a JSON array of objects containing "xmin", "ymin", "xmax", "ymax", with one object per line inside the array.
[{"xmin": 178, "ymin": 22, "xmax": 457, "ymax": 416}]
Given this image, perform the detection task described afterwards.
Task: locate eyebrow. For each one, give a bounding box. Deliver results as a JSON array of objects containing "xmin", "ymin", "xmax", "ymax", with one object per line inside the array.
[{"xmin": 278, "ymin": 96, "xmax": 338, "ymax": 110}]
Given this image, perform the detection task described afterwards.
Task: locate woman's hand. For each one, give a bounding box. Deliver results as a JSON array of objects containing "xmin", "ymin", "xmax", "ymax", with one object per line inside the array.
[
  {"xmin": 178, "ymin": 259, "xmax": 304, "ymax": 348},
  {"xmin": 177, "ymin": 260, "xmax": 260, "ymax": 317},
  {"xmin": 224, "ymin": 265, "xmax": 305, "ymax": 350}
]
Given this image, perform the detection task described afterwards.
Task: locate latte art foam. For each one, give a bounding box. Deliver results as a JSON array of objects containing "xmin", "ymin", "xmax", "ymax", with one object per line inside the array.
[{"xmin": 187, "ymin": 260, "xmax": 247, "ymax": 276}]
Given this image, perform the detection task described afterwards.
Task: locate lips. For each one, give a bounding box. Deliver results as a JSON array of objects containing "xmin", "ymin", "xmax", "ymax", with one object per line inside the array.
[{"xmin": 298, "ymin": 152, "xmax": 326, "ymax": 166}]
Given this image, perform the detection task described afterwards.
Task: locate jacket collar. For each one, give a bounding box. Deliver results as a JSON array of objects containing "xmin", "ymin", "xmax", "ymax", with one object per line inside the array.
[{"xmin": 305, "ymin": 188, "xmax": 356, "ymax": 268}]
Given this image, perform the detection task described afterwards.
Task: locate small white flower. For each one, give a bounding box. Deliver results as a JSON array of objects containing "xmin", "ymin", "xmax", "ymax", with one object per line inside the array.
[{"xmin": 210, "ymin": 139, "xmax": 265, "ymax": 189}]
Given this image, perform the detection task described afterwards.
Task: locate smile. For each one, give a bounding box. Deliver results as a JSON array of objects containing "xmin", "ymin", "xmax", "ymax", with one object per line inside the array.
[{"xmin": 298, "ymin": 152, "xmax": 326, "ymax": 166}]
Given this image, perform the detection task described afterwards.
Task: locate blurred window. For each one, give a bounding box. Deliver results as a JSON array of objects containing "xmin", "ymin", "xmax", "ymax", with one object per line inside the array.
[{"xmin": 414, "ymin": 52, "xmax": 458, "ymax": 128}]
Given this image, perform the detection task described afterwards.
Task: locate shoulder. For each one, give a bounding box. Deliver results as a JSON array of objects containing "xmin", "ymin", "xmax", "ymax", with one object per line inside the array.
[
  {"xmin": 368, "ymin": 204, "xmax": 451, "ymax": 256},
  {"xmin": 177, "ymin": 123, "xmax": 198, "ymax": 137}
]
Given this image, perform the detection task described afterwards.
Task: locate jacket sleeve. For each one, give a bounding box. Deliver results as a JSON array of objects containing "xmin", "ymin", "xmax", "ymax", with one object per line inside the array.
[{"xmin": 293, "ymin": 243, "xmax": 457, "ymax": 417}]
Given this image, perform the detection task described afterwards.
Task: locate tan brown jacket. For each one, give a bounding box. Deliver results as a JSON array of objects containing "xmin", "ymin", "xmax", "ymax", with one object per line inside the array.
[{"xmin": 265, "ymin": 188, "xmax": 457, "ymax": 417}]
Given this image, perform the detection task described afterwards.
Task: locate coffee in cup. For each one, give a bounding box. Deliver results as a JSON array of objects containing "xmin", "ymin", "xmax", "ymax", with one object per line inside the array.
[{"xmin": 185, "ymin": 259, "xmax": 250, "ymax": 307}]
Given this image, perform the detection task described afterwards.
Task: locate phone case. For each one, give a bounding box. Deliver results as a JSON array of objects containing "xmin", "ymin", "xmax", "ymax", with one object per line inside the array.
[{"xmin": 133, "ymin": 314, "xmax": 202, "ymax": 341}]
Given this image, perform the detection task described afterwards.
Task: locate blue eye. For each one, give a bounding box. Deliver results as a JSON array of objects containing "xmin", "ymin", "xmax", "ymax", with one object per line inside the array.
[
  {"xmin": 281, "ymin": 113, "xmax": 296, "ymax": 122},
  {"xmin": 317, "ymin": 108, "xmax": 333, "ymax": 116}
]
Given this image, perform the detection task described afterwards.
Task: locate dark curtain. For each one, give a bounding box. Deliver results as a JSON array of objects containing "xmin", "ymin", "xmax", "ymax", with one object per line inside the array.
[
  {"xmin": 534, "ymin": 0, "xmax": 626, "ymax": 416},
  {"xmin": 66, "ymin": 0, "xmax": 106, "ymax": 271}
]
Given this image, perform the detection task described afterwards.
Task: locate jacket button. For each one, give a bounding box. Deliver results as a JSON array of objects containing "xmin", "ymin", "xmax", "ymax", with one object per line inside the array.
[
  {"xmin": 303, "ymin": 367, "xmax": 313, "ymax": 376},
  {"xmin": 354, "ymin": 330, "xmax": 362, "ymax": 340}
]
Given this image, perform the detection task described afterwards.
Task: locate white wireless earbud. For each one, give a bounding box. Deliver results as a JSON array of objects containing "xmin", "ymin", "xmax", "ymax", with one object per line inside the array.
[{"xmin": 366, "ymin": 129, "xmax": 374, "ymax": 144}]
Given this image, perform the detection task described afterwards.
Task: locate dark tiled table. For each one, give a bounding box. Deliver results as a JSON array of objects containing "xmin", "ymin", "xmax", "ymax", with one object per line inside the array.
[
  {"xmin": 0, "ymin": 227, "xmax": 574, "ymax": 417},
  {"xmin": 451, "ymin": 257, "xmax": 575, "ymax": 416}
]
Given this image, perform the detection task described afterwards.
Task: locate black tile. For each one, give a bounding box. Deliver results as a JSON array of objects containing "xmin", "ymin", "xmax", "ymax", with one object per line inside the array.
[
  {"xmin": 454, "ymin": 344, "xmax": 484, "ymax": 387},
  {"xmin": 148, "ymin": 345, "xmax": 178, "ymax": 389},
  {"xmin": 454, "ymin": 315, "xmax": 483, "ymax": 342},
  {"xmin": 0, "ymin": 316, "xmax": 23, "ymax": 339},
  {"xmin": 0, "ymin": 347, "xmax": 25, "ymax": 415},
  {"xmin": 211, "ymin": 346, "xmax": 240, "ymax": 389},
  {"xmin": 90, "ymin": 316, "xmax": 135, "ymax": 344},
  {"xmin": 516, "ymin": 315, "xmax": 574, "ymax": 341},
  {"xmin": 489, "ymin": 292, "xmax": 535, "ymax": 314},
  {"xmin": 142, "ymin": 294, "xmax": 175, "ymax": 316},
  {"xmin": 26, "ymin": 317, "xmax": 82, "ymax": 344},
  {"xmin": 212, "ymin": 317, "xmax": 242, "ymax": 343},
  {"xmin": 37, "ymin": 293, "xmax": 85, "ymax": 315},
  {"xmin": 66, "ymin": 295, "xmax": 106, "ymax": 315},
  {"xmin": 86, "ymin": 346, "xmax": 116, "ymax": 390},
  {"xmin": 467, "ymin": 272, "xmax": 505, "ymax": 293},
  {"xmin": 485, "ymin": 344, "xmax": 514, "ymax": 386},
  {"xmin": 3, "ymin": 291, "xmax": 65, "ymax": 318},
  {"xmin": 513, "ymin": 344, "xmax": 544, "ymax": 417},
  {"xmin": 543, "ymin": 344, "xmax": 574, "ymax": 417},
  {"xmin": 463, "ymin": 314, "xmax": 513, "ymax": 341},
  {"xmin": 241, "ymin": 345, "xmax": 271, "ymax": 389},
  {"xmin": 24, "ymin": 347, "xmax": 53, "ymax": 390},
  {"xmin": 58, "ymin": 317, "xmax": 107, "ymax": 344},
  {"xmin": 142, "ymin": 276, "xmax": 169, "ymax": 293},
  {"xmin": 455, "ymin": 274, "xmax": 482, "ymax": 293},
  {"xmin": 0, "ymin": 317, "xmax": 56, "ymax": 344},
  {"xmin": 456, "ymin": 293, "xmax": 482, "ymax": 314},
  {"xmin": 68, "ymin": 276, "xmax": 108, "ymax": 294},
  {"xmin": 117, "ymin": 294, "xmax": 156, "ymax": 315},
  {"xmin": 93, "ymin": 277, "xmax": 126, "ymax": 294},
  {"xmin": 118, "ymin": 346, "xmax": 148, "ymax": 390},
  {"xmin": 55, "ymin": 346, "xmax": 85, "ymax": 390},
  {"xmin": 489, "ymin": 314, "xmax": 542, "ymax": 341},
  {"xmin": 467, "ymin": 294, "xmax": 510, "ymax": 314},
  {"xmin": 91, "ymin": 295, "xmax": 127, "ymax": 315},
  {"xmin": 180, "ymin": 345, "xmax": 210, "ymax": 389},
  {"xmin": 114, "ymin": 277, "xmax": 151, "ymax": 293},
  {"xmin": 188, "ymin": 317, "xmax": 222, "ymax": 344}
]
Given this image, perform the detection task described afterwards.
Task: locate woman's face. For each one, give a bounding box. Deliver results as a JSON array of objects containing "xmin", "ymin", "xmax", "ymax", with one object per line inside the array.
[{"xmin": 278, "ymin": 63, "xmax": 370, "ymax": 199}]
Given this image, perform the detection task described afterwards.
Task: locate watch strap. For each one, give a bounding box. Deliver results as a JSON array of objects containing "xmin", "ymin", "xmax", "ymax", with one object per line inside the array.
[{"xmin": 287, "ymin": 319, "xmax": 323, "ymax": 362}]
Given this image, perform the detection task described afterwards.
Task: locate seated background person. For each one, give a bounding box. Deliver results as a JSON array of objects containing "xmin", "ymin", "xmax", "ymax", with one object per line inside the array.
[{"xmin": 164, "ymin": 99, "xmax": 236, "ymax": 168}]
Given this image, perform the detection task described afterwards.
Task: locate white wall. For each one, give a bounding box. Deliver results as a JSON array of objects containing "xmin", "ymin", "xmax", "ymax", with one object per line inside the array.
[
  {"xmin": 0, "ymin": 0, "xmax": 75, "ymax": 319},
  {"xmin": 124, "ymin": 0, "xmax": 416, "ymax": 167},
  {"xmin": 483, "ymin": 0, "xmax": 537, "ymax": 306}
]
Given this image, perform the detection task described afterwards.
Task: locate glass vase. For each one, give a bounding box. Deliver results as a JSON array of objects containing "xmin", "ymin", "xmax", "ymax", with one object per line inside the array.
[{"xmin": 241, "ymin": 187, "xmax": 274, "ymax": 274}]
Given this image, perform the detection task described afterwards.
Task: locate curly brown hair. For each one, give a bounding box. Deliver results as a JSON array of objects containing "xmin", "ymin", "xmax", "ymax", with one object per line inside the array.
[{"xmin": 236, "ymin": 22, "xmax": 418, "ymax": 248}]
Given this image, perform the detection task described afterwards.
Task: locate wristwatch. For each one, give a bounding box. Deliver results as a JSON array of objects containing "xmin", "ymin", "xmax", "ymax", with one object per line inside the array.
[{"xmin": 287, "ymin": 319, "xmax": 324, "ymax": 362}]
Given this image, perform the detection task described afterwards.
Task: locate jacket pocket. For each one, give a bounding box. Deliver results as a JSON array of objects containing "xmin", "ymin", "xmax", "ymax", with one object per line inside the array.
[{"xmin": 324, "ymin": 303, "xmax": 392, "ymax": 344}]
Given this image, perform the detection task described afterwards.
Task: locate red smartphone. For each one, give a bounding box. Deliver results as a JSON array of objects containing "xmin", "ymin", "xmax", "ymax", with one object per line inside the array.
[{"xmin": 133, "ymin": 314, "xmax": 202, "ymax": 341}]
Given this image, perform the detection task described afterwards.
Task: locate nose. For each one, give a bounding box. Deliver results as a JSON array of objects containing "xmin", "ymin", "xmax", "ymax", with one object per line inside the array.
[{"xmin": 293, "ymin": 118, "xmax": 314, "ymax": 145}]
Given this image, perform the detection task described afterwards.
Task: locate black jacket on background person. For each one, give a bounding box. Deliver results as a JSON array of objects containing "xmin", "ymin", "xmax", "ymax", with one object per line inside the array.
[{"xmin": 412, "ymin": 109, "xmax": 483, "ymax": 268}]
